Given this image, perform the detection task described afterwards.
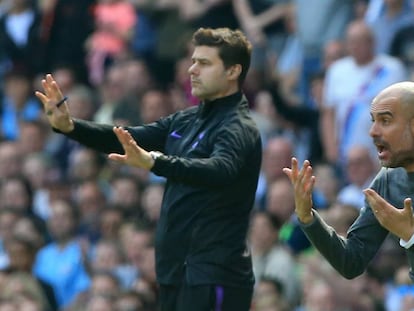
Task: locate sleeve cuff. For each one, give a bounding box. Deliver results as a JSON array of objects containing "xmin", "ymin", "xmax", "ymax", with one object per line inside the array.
[
  {"xmin": 297, "ymin": 210, "xmax": 316, "ymax": 227},
  {"xmin": 400, "ymin": 233, "xmax": 414, "ymax": 249}
]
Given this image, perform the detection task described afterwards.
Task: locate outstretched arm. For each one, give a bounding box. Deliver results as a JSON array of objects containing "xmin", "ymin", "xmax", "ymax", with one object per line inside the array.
[
  {"xmin": 36, "ymin": 74, "xmax": 158, "ymax": 170},
  {"xmin": 284, "ymin": 157, "xmax": 388, "ymax": 279}
]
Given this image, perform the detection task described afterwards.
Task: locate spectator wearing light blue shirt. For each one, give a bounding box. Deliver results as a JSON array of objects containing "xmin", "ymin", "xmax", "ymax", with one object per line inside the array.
[{"xmin": 34, "ymin": 199, "xmax": 90, "ymax": 309}]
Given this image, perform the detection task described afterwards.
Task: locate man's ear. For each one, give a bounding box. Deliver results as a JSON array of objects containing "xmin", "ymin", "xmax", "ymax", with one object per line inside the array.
[{"xmin": 226, "ymin": 64, "xmax": 242, "ymax": 80}]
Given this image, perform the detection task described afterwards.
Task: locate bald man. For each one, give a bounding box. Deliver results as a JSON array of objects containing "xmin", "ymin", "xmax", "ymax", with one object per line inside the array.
[{"xmin": 284, "ymin": 81, "xmax": 414, "ymax": 281}]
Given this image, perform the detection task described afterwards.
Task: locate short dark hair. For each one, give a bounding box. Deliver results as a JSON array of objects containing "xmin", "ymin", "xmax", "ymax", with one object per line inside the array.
[{"xmin": 192, "ymin": 27, "xmax": 252, "ymax": 87}]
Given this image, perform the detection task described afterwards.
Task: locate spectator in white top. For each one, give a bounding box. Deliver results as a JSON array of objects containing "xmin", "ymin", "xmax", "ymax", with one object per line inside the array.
[{"xmin": 321, "ymin": 20, "xmax": 407, "ymax": 168}]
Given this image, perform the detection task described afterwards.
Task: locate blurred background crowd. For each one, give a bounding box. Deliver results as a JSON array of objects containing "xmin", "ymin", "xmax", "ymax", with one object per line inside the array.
[{"xmin": 0, "ymin": 0, "xmax": 414, "ymax": 310}]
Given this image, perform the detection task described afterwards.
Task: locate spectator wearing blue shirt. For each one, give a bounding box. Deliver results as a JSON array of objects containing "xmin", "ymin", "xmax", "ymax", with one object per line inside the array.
[
  {"xmin": 34, "ymin": 199, "xmax": 90, "ymax": 309},
  {"xmin": 1, "ymin": 69, "xmax": 42, "ymax": 140}
]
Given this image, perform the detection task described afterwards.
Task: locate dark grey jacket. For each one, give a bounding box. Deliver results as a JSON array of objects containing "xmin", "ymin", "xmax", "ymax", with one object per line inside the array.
[{"xmin": 301, "ymin": 167, "xmax": 414, "ymax": 280}]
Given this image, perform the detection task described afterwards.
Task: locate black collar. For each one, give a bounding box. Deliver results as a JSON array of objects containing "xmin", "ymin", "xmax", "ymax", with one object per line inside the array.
[{"xmin": 199, "ymin": 92, "xmax": 242, "ymax": 118}]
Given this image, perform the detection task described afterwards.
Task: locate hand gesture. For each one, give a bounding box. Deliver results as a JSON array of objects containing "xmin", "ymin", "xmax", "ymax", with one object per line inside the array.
[
  {"xmin": 364, "ymin": 188, "xmax": 414, "ymax": 241},
  {"xmin": 108, "ymin": 127, "xmax": 154, "ymax": 170},
  {"xmin": 283, "ymin": 157, "xmax": 315, "ymax": 224},
  {"xmin": 35, "ymin": 74, "xmax": 74, "ymax": 132}
]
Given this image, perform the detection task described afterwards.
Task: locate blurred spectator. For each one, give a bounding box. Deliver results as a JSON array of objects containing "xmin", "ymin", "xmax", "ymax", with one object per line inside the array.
[
  {"xmin": 109, "ymin": 173, "xmax": 143, "ymax": 219},
  {"xmin": 386, "ymin": 265, "xmax": 414, "ymax": 311},
  {"xmin": 311, "ymin": 162, "xmax": 340, "ymax": 209},
  {"xmin": 21, "ymin": 153, "xmax": 59, "ymax": 221},
  {"xmin": 266, "ymin": 176, "xmax": 311, "ymax": 255},
  {"xmin": 295, "ymin": 278, "xmax": 337, "ymax": 311},
  {"xmin": 17, "ymin": 120, "xmax": 50, "ymax": 154},
  {"xmin": 320, "ymin": 202, "xmax": 359, "ymax": 237},
  {"xmin": 0, "ymin": 299, "xmax": 18, "ymax": 311},
  {"xmin": 94, "ymin": 62, "xmax": 128, "ymax": 124},
  {"xmin": 170, "ymin": 54, "xmax": 198, "ymax": 107},
  {"xmin": 249, "ymin": 210, "xmax": 300, "ymax": 307},
  {"xmin": 131, "ymin": 246, "xmax": 157, "ymax": 307},
  {"xmin": 65, "ymin": 85, "xmax": 97, "ymax": 120},
  {"xmin": 115, "ymin": 290, "xmax": 147, "ymax": 311},
  {"xmin": 120, "ymin": 220, "xmax": 153, "ymax": 283},
  {"xmin": 121, "ymin": 57, "xmax": 154, "ymax": 97},
  {"xmin": 0, "ymin": 0, "xmax": 42, "ymax": 77},
  {"xmin": 295, "ymin": 0, "xmax": 352, "ymax": 105},
  {"xmin": 90, "ymin": 270, "xmax": 120, "ymax": 299},
  {"xmin": 141, "ymin": 182, "xmax": 164, "ymax": 224},
  {"xmin": 86, "ymin": 0, "xmax": 137, "ymax": 86},
  {"xmin": 33, "ymin": 199, "xmax": 91, "ymax": 309},
  {"xmin": 0, "ymin": 0, "xmax": 11, "ymax": 17},
  {"xmin": 365, "ymin": 0, "xmax": 413, "ymax": 54},
  {"xmin": 91, "ymin": 239, "xmax": 122, "ymax": 275},
  {"xmin": 0, "ymin": 208, "xmax": 21, "ymax": 269},
  {"xmin": 265, "ymin": 177, "xmax": 294, "ymax": 224},
  {"xmin": 0, "ymin": 141, "xmax": 23, "ymax": 180},
  {"xmin": 98, "ymin": 206, "xmax": 124, "ymax": 241},
  {"xmin": 177, "ymin": 0, "xmax": 239, "ymax": 31},
  {"xmin": 128, "ymin": 2, "xmax": 157, "ymax": 62},
  {"xmin": 274, "ymin": 4, "xmax": 303, "ymax": 102},
  {"xmin": 84, "ymin": 294, "xmax": 114, "ymax": 311},
  {"xmin": 266, "ymin": 73, "xmax": 324, "ymax": 164},
  {"xmin": 0, "ymin": 172, "xmax": 47, "ymax": 245},
  {"xmin": 136, "ymin": 0, "xmax": 192, "ymax": 87},
  {"xmin": 74, "ymin": 180, "xmax": 107, "ymax": 245},
  {"xmin": 67, "ymin": 148, "xmax": 106, "ymax": 184},
  {"xmin": 336, "ymin": 145, "xmax": 379, "ymax": 209},
  {"xmin": 4, "ymin": 235, "xmax": 57, "ymax": 310},
  {"xmin": 321, "ymin": 20, "xmax": 406, "ymax": 167},
  {"xmin": 49, "ymin": 65, "xmax": 79, "ymax": 96},
  {"xmin": 0, "ymin": 69, "xmax": 42, "ymax": 141},
  {"xmin": 0, "ymin": 175, "xmax": 35, "ymax": 217},
  {"xmin": 389, "ymin": 22, "xmax": 414, "ymax": 80},
  {"xmin": 353, "ymin": 0, "xmax": 369, "ymax": 21},
  {"xmin": 250, "ymin": 88, "xmax": 279, "ymax": 141},
  {"xmin": 112, "ymin": 58, "xmax": 155, "ymax": 126},
  {"xmin": 255, "ymin": 136, "xmax": 293, "ymax": 209},
  {"xmin": 233, "ymin": 0, "xmax": 293, "ymax": 75},
  {"xmin": 252, "ymin": 277, "xmax": 290, "ymax": 311},
  {"xmin": 139, "ymin": 89, "xmax": 171, "ymax": 124},
  {"xmin": 0, "ymin": 271, "xmax": 52, "ymax": 311},
  {"xmin": 322, "ymin": 40, "xmax": 346, "ymax": 71},
  {"xmin": 90, "ymin": 238, "xmax": 136, "ymax": 290},
  {"xmin": 38, "ymin": 0, "xmax": 95, "ymax": 84},
  {"xmin": 12, "ymin": 215, "xmax": 46, "ymax": 249}
]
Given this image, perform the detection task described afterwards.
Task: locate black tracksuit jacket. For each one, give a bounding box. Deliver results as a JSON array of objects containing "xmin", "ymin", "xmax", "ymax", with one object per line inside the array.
[{"xmin": 63, "ymin": 91, "xmax": 262, "ymax": 287}]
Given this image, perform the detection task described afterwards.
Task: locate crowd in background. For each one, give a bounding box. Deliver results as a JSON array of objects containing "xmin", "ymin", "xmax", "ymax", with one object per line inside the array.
[{"xmin": 0, "ymin": 0, "xmax": 414, "ymax": 310}]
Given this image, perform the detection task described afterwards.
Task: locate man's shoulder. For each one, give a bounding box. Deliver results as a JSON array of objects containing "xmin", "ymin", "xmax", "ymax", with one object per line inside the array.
[{"xmin": 371, "ymin": 167, "xmax": 408, "ymax": 187}]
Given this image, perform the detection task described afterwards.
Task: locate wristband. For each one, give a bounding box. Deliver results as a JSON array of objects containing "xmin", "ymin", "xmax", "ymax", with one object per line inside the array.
[
  {"xmin": 56, "ymin": 96, "xmax": 68, "ymax": 108},
  {"xmin": 149, "ymin": 151, "xmax": 163, "ymax": 161},
  {"xmin": 400, "ymin": 233, "xmax": 414, "ymax": 249}
]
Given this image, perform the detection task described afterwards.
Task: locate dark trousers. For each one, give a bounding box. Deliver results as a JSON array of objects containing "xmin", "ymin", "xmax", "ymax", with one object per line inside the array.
[{"xmin": 158, "ymin": 281, "xmax": 253, "ymax": 311}]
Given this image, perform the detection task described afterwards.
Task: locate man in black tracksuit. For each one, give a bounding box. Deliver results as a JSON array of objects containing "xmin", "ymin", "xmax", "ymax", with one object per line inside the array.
[{"xmin": 36, "ymin": 28, "xmax": 261, "ymax": 311}]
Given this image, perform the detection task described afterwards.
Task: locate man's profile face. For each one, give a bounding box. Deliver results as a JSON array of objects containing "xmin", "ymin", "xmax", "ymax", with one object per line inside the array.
[
  {"xmin": 188, "ymin": 46, "xmax": 231, "ymax": 101},
  {"xmin": 370, "ymin": 95, "xmax": 414, "ymax": 171}
]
